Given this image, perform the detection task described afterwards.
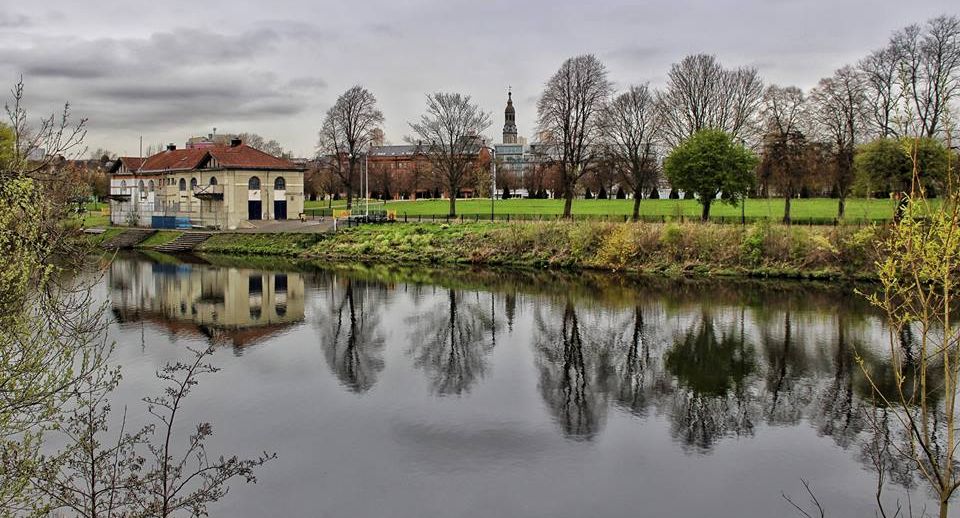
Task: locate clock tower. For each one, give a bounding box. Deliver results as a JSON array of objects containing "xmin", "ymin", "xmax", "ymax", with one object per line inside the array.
[{"xmin": 502, "ymin": 89, "xmax": 518, "ymax": 144}]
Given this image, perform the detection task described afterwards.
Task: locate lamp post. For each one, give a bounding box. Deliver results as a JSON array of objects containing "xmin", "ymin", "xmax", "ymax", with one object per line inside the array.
[
  {"xmin": 480, "ymin": 144, "xmax": 497, "ymax": 221},
  {"xmin": 365, "ymin": 152, "xmax": 369, "ymax": 218}
]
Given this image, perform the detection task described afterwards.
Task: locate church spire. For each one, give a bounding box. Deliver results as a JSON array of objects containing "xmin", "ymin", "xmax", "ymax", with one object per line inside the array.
[{"xmin": 502, "ymin": 87, "xmax": 518, "ymax": 144}]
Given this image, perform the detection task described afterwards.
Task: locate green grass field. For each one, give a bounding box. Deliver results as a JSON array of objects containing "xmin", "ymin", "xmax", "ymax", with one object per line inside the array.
[{"xmin": 352, "ymin": 198, "xmax": 899, "ymax": 222}]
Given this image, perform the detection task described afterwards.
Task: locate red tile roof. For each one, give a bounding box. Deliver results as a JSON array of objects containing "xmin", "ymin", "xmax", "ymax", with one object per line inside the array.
[
  {"xmin": 138, "ymin": 148, "xmax": 208, "ymax": 173},
  {"xmin": 208, "ymin": 145, "xmax": 301, "ymax": 171},
  {"xmin": 137, "ymin": 144, "xmax": 301, "ymax": 173},
  {"xmin": 109, "ymin": 156, "xmax": 147, "ymax": 175}
]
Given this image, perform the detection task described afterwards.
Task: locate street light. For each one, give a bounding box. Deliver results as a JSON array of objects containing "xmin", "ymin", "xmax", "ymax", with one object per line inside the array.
[
  {"xmin": 365, "ymin": 152, "xmax": 369, "ymax": 218},
  {"xmin": 479, "ymin": 144, "xmax": 497, "ymax": 221},
  {"xmin": 347, "ymin": 152, "xmax": 370, "ymax": 220}
]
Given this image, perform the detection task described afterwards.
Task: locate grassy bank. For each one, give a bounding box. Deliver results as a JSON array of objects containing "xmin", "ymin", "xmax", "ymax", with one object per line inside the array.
[
  {"xmin": 303, "ymin": 222, "xmax": 881, "ymax": 279},
  {"xmin": 373, "ymin": 197, "xmax": 900, "ymax": 222},
  {"xmin": 96, "ymin": 221, "xmax": 881, "ymax": 279},
  {"xmin": 197, "ymin": 233, "xmax": 324, "ymax": 257}
]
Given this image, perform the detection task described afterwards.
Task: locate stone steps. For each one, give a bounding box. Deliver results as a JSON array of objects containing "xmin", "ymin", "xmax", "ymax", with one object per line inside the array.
[
  {"xmin": 102, "ymin": 229, "xmax": 156, "ymax": 250},
  {"xmin": 154, "ymin": 232, "xmax": 213, "ymax": 253}
]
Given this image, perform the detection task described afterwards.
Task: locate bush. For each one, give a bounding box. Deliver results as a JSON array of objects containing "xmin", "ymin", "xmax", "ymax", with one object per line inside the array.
[{"xmin": 741, "ymin": 222, "xmax": 767, "ymax": 267}]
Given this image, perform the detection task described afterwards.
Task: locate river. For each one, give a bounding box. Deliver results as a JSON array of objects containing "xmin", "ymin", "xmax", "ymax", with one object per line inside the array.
[{"xmin": 95, "ymin": 252, "xmax": 932, "ymax": 517}]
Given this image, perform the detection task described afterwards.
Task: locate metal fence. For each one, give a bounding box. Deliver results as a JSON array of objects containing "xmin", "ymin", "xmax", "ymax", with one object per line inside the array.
[{"xmin": 385, "ymin": 212, "xmax": 877, "ymax": 226}]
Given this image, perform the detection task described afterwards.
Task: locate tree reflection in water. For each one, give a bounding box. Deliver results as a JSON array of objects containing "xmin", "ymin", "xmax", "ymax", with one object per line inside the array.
[
  {"xmin": 533, "ymin": 299, "xmax": 663, "ymax": 440},
  {"xmin": 407, "ymin": 289, "xmax": 498, "ymax": 396},
  {"xmin": 664, "ymin": 310, "xmax": 756, "ymax": 450},
  {"xmin": 314, "ymin": 278, "xmax": 386, "ymax": 393},
  {"xmin": 307, "ymin": 265, "xmax": 929, "ymax": 492}
]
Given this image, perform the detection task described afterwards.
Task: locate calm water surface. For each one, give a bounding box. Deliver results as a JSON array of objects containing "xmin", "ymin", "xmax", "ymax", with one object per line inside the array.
[{"xmin": 99, "ymin": 254, "xmax": 935, "ymax": 517}]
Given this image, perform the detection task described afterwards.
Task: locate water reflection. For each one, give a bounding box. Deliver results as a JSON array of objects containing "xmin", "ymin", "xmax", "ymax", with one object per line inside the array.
[
  {"xmin": 103, "ymin": 255, "xmax": 945, "ymax": 515},
  {"xmin": 407, "ymin": 288, "xmax": 499, "ymax": 396},
  {"xmin": 313, "ymin": 278, "xmax": 386, "ymax": 393},
  {"xmin": 107, "ymin": 256, "xmax": 911, "ymax": 473},
  {"xmin": 109, "ymin": 254, "xmax": 304, "ymax": 348}
]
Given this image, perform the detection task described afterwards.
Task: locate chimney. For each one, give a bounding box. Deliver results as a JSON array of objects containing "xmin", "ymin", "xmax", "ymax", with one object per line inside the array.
[
  {"xmin": 166, "ymin": 143, "xmax": 176, "ymax": 151},
  {"xmin": 230, "ymin": 138, "xmax": 242, "ymax": 147}
]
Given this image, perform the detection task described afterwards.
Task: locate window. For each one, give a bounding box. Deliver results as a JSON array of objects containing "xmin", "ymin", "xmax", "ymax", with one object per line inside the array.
[
  {"xmin": 248, "ymin": 176, "xmax": 260, "ymax": 190},
  {"xmin": 120, "ymin": 180, "xmax": 126, "ymax": 189},
  {"xmin": 209, "ymin": 177, "xmax": 218, "ymax": 186},
  {"xmin": 275, "ymin": 274, "xmax": 287, "ymax": 293},
  {"xmin": 249, "ymin": 275, "xmax": 263, "ymax": 295},
  {"xmin": 274, "ymin": 177, "xmax": 285, "ymax": 190},
  {"xmin": 190, "ymin": 177, "xmax": 198, "ymax": 190},
  {"xmin": 178, "ymin": 178, "xmax": 186, "ymax": 191},
  {"xmin": 138, "ymin": 180, "xmax": 146, "ymax": 199},
  {"xmin": 148, "ymin": 180, "xmax": 155, "ymax": 192}
]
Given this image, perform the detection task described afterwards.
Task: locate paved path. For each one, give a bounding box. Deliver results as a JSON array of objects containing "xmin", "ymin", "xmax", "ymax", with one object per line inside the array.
[
  {"xmin": 232, "ymin": 219, "xmax": 336, "ymax": 233},
  {"xmin": 89, "ymin": 219, "xmax": 337, "ymax": 235}
]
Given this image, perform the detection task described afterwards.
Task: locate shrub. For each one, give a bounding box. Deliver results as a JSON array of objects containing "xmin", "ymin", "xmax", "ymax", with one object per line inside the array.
[{"xmin": 741, "ymin": 222, "xmax": 767, "ymax": 267}]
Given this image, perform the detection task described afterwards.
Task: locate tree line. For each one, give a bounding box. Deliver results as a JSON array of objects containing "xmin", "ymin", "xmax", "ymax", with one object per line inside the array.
[{"xmin": 311, "ymin": 14, "xmax": 959, "ymax": 220}]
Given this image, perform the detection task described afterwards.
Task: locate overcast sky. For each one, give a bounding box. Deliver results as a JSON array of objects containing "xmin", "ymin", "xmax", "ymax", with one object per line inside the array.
[{"xmin": 2, "ymin": 0, "xmax": 956, "ymax": 157}]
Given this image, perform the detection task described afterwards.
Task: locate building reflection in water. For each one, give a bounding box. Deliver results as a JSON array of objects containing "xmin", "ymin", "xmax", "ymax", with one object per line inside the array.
[{"xmin": 109, "ymin": 255, "xmax": 305, "ymax": 348}]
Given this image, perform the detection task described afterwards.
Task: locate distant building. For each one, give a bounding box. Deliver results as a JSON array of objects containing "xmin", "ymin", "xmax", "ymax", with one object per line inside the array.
[
  {"xmin": 186, "ymin": 131, "xmax": 238, "ymax": 149},
  {"xmin": 108, "ymin": 138, "xmax": 304, "ymax": 229},
  {"xmin": 502, "ymin": 89, "xmax": 518, "ymax": 144}
]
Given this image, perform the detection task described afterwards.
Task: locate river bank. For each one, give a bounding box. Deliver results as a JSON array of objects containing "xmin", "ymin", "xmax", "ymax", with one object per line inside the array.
[{"xmin": 185, "ymin": 221, "xmax": 883, "ymax": 280}]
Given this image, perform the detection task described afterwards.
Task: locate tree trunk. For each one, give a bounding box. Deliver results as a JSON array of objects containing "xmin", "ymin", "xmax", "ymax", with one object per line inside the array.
[
  {"xmin": 783, "ymin": 195, "xmax": 792, "ymax": 225},
  {"xmin": 701, "ymin": 198, "xmax": 711, "ymax": 222},
  {"xmin": 346, "ymin": 159, "xmax": 356, "ymax": 210},
  {"xmin": 448, "ymin": 189, "xmax": 457, "ymax": 217},
  {"xmin": 563, "ymin": 191, "xmax": 574, "ymax": 219},
  {"xmin": 837, "ymin": 195, "xmax": 845, "ymax": 220},
  {"xmin": 632, "ymin": 194, "xmax": 641, "ymax": 222}
]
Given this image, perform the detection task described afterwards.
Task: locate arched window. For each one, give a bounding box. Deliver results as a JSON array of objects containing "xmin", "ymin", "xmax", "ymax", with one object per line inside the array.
[
  {"xmin": 138, "ymin": 180, "xmax": 146, "ymax": 198},
  {"xmin": 120, "ymin": 180, "xmax": 127, "ymax": 189},
  {"xmin": 190, "ymin": 177, "xmax": 198, "ymax": 190},
  {"xmin": 178, "ymin": 178, "xmax": 186, "ymax": 191},
  {"xmin": 209, "ymin": 177, "xmax": 218, "ymax": 186},
  {"xmin": 248, "ymin": 176, "xmax": 260, "ymax": 190},
  {"xmin": 148, "ymin": 180, "xmax": 155, "ymax": 192},
  {"xmin": 274, "ymin": 177, "xmax": 285, "ymax": 190}
]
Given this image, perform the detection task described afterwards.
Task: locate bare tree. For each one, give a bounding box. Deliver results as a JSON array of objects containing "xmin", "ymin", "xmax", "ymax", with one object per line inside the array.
[
  {"xmin": 860, "ymin": 45, "xmax": 905, "ymax": 138},
  {"xmin": 409, "ymin": 92, "xmax": 491, "ymax": 216},
  {"xmin": 4, "ymin": 77, "xmax": 88, "ymax": 180},
  {"xmin": 657, "ymin": 54, "xmax": 764, "ymax": 148},
  {"xmin": 537, "ymin": 54, "xmax": 613, "ymax": 217},
  {"xmin": 809, "ymin": 66, "xmax": 867, "ymax": 220},
  {"xmin": 236, "ymin": 132, "xmax": 288, "ymax": 158},
  {"xmin": 758, "ymin": 85, "xmax": 809, "ymax": 223},
  {"xmin": 892, "ymin": 15, "xmax": 960, "ymax": 138},
  {"xmin": 602, "ymin": 84, "xmax": 661, "ymax": 221},
  {"xmin": 316, "ymin": 86, "xmax": 384, "ymax": 210},
  {"xmin": 134, "ymin": 347, "xmax": 275, "ymax": 517}
]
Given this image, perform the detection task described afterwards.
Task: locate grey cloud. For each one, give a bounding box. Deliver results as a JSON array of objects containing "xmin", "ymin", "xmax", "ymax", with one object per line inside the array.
[
  {"xmin": 0, "ymin": 13, "xmax": 30, "ymax": 28},
  {"xmin": 605, "ymin": 45, "xmax": 666, "ymax": 64},
  {"xmin": 287, "ymin": 77, "xmax": 328, "ymax": 90},
  {"xmin": 1, "ymin": 27, "xmax": 315, "ymax": 138}
]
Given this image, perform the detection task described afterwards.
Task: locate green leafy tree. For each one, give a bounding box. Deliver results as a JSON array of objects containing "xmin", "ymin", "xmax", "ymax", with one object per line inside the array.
[
  {"xmin": 663, "ymin": 129, "xmax": 758, "ymax": 221},
  {"xmin": 0, "ymin": 123, "xmax": 14, "ymax": 168},
  {"xmin": 855, "ymin": 137, "xmax": 949, "ymax": 199},
  {"xmin": 854, "ymin": 138, "xmax": 912, "ymax": 195},
  {"xmin": 0, "ymin": 79, "xmax": 105, "ymax": 512},
  {"xmin": 858, "ymin": 150, "xmax": 960, "ymax": 518}
]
